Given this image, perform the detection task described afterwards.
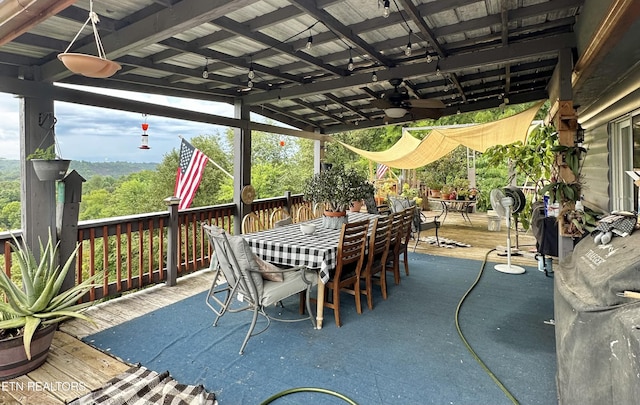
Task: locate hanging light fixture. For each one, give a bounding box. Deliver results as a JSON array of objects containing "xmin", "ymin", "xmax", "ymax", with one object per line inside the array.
[
  {"xmin": 372, "ymin": 71, "xmax": 378, "ymax": 82},
  {"xmin": 384, "ymin": 107, "xmax": 407, "ymax": 118},
  {"xmin": 426, "ymin": 53, "xmax": 433, "ymax": 63},
  {"xmin": 139, "ymin": 114, "xmax": 150, "ymax": 150},
  {"xmin": 383, "ymin": 0, "xmax": 391, "ymax": 18},
  {"xmin": 248, "ymin": 64, "xmax": 255, "ymax": 80},
  {"xmin": 306, "ymin": 31, "xmax": 313, "ymax": 50},
  {"xmin": 247, "ymin": 79, "xmax": 254, "ymax": 89},
  {"xmin": 405, "ymin": 31, "xmax": 412, "ymax": 57},
  {"xmin": 347, "ymin": 49, "xmax": 355, "ymax": 71},
  {"xmin": 202, "ymin": 58, "xmax": 209, "ymax": 79}
]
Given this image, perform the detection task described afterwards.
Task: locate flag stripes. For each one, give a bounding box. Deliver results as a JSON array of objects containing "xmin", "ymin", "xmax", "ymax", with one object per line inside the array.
[{"xmin": 175, "ymin": 139, "xmax": 208, "ymax": 210}]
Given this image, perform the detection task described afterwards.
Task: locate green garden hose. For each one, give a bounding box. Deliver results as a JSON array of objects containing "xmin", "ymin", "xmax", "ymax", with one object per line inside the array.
[
  {"xmin": 455, "ymin": 248, "xmax": 519, "ymax": 405},
  {"xmin": 260, "ymin": 387, "xmax": 358, "ymax": 405}
]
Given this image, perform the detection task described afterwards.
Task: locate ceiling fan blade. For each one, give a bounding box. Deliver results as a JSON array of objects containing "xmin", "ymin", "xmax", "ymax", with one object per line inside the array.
[
  {"xmin": 407, "ymin": 108, "xmax": 445, "ymax": 120},
  {"xmin": 406, "ymin": 98, "xmax": 446, "ymax": 109}
]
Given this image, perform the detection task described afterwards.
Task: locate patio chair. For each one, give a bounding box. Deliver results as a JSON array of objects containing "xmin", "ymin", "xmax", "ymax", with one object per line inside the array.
[
  {"xmin": 317, "ymin": 219, "xmax": 369, "ymax": 327},
  {"xmin": 296, "ymin": 205, "xmax": 314, "ymax": 223},
  {"xmin": 241, "ymin": 212, "xmax": 265, "ymax": 234},
  {"xmin": 203, "ymin": 224, "xmax": 317, "ymax": 355},
  {"xmin": 360, "ymin": 215, "xmax": 393, "ymax": 310},
  {"xmin": 269, "ymin": 208, "xmax": 290, "ymax": 228},
  {"xmin": 389, "ymin": 196, "xmax": 441, "ymax": 250},
  {"xmin": 385, "ymin": 211, "xmax": 405, "ymax": 285}
]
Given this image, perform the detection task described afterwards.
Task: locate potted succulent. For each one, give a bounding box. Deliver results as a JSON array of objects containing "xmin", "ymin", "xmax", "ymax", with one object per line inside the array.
[
  {"xmin": 27, "ymin": 144, "xmax": 71, "ymax": 181},
  {"xmin": 303, "ymin": 165, "xmax": 371, "ymax": 229},
  {"xmin": 0, "ymin": 232, "xmax": 98, "ymax": 380}
]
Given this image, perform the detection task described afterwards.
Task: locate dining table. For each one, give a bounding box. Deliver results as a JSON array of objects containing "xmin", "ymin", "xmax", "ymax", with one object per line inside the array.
[
  {"xmin": 242, "ymin": 211, "xmax": 380, "ymax": 329},
  {"xmin": 430, "ymin": 198, "xmax": 475, "ymax": 225}
]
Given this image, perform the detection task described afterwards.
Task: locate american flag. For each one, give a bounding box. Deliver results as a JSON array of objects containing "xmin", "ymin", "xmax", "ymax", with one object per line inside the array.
[
  {"xmin": 376, "ymin": 163, "xmax": 389, "ymax": 179},
  {"xmin": 175, "ymin": 139, "xmax": 209, "ymax": 210}
]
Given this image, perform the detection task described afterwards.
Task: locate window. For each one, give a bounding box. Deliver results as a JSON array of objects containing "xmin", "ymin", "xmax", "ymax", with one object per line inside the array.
[{"xmin": 610, "ymin": 114, "xmax": 639, "ymax": 211}]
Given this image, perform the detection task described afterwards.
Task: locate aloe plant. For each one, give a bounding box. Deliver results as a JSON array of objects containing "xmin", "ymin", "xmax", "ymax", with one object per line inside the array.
[{"xmin": 0, "ymin": 232, "xmax": 99, "ymax": 359}]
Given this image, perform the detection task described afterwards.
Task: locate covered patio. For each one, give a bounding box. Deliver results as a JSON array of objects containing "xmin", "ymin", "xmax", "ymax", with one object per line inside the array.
[{"xmin": 1, "ymin": 1, "xmax": 640, "ymax": 404}]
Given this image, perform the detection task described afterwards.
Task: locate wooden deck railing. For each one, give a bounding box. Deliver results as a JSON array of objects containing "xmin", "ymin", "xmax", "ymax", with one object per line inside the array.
[{"xmin": 0, "ymin": 193, "xmax": 309, "ymax": 304}]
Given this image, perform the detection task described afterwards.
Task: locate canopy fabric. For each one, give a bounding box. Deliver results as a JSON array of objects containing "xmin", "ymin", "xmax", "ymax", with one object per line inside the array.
[
  {"xmin": 337, "ymin": 132, "xmax": 421, "ymax": 162},
  {"xmin": 338, "ymin": 101, "xmax": 545, "ymax": 169}
]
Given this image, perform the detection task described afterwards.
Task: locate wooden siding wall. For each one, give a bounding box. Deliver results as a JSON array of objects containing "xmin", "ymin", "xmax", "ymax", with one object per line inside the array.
[{"xmin": 581, "ymin": 123, "xmax": 610, "ymax": 212}]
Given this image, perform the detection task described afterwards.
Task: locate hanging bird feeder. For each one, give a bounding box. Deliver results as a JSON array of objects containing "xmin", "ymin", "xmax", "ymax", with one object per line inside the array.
[
  {"xmin": 139, "ymin": 116, "xmax": 150, "ymax": 149},
  {"xmin": 57, "ymin": 0, "xmax": 121, "ymax": 78}
]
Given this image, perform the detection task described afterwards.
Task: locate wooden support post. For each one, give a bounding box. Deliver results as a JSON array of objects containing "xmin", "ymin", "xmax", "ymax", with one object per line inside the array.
[{"xmin": 164, "ymin": 196, "xmax": 180, "ymax": 286}]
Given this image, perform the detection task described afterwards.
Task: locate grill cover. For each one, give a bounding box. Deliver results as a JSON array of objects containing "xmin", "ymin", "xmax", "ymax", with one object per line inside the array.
[{"xmin": 555, "ymin": 231, "xmax": 640, "ymax": 405}]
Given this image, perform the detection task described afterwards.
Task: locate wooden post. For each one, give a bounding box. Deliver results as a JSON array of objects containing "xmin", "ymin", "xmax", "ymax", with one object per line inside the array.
[
  {"xmin": 164, "ymin": 196, "xmax": 180, "ymax": 287},
  {"xmin": 284, "ymin": 191, "xmax": 292, "ymax": 216},
  {"xmin": 57, "ymin": 170, "xmax": 85, "ymax": 292},
  {"xmin": 233, "ymin": 100, "xmax": 252, "ymax": 235}
]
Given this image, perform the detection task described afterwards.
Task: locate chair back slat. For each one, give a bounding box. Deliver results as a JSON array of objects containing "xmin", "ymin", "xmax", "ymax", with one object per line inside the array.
[
  {"xmin": 337, "ymin": 220, "xmax": 369, "ymax": 267},
  {"xmin": 370, "ymin": 215, "xmax": 393, "ymax": 260},
  {"xmin": 242, "ymin": 212, "xmax": 265, "ymax": 234}
]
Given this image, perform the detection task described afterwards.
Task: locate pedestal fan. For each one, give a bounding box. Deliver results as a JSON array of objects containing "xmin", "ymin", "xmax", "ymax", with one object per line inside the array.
[{"xmin": 490, "ymin": 188, "xmax": 526, "ymax": 274}]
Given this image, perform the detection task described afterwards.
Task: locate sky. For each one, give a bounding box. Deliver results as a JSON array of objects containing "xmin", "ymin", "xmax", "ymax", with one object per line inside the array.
[{"xmin": 0, "ymin": 85, "xmax": 259, "ymax": 163}]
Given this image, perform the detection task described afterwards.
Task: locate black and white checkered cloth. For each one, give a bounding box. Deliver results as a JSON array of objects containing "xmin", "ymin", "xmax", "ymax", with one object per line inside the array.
[
  {"xmin": 68, "ymin": 365, "xmax": 216, "ymax": 405},
  {"xmin": 595, "ymin": 212, "xmax": 637, "ymax": 237},
  {"xmin": 244, "ymin": 212, "xmax": 378, "ymax": 283}
]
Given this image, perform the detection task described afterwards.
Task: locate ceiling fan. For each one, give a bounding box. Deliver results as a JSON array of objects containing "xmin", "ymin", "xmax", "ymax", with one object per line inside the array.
[{"xmin": 370, "ymin": 78, "xmax": 446, "ymax": 120}]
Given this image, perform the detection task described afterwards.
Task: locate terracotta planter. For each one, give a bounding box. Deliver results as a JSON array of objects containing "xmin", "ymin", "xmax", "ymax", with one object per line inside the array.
[
  {"xmin": 430, "ymin": 190, "xmax": 441, "ymax": 198},
  {"xmin": 0, "ymin": 324, "xmax": 56, "ymax": 381},
  {"xmin": 440, "ymin": 193, "xmax": 451, "ymax": 200},
  {"xmin": 350, "ymin": 200, "xmax": 364, "ymax": 212}
]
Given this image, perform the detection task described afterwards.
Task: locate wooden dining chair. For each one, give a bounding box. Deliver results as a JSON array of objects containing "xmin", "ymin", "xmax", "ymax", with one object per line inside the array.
[
  {"xmin": 360, "ymin": 215, "xmax": 393, "ymax": 310},
  {"xmin": 399, "ymin": 207, "xmax": 415, "ymax": 277},
  {"xmin": 269, "ymin": 208, "xmax": 290, "ymax": 228},
  {"xmin": 385, "ymin": 211, "xmax": 405, "ymax": 285},
  {"xmin": 241, "ymin": 212, "xmax": 265, "ymax": 234},
  {"xmin": 296, "ymin": 205, "xmax": 314, "ymax": 223},
  {"xmin": 319, "ymin": 219, "xmax": 369, "ymax": 327}
]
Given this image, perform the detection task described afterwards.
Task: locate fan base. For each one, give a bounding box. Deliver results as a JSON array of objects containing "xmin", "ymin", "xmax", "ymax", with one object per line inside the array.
[{"xmin": 494, "ymin": 264, "xmax": 525, "ymax": 274}]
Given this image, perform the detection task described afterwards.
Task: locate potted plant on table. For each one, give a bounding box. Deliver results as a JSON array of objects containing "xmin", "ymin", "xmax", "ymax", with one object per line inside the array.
[
  {"xmin": 0, "ymin": 232, "xmax": 99, "ymax": 380},
  {"xmin": 27, "ymin": 144, "xmax": 71, "ymax": 181},
  {"xmin": 303, "ymin": 165, "xmax": 371, "ymax": 229}
]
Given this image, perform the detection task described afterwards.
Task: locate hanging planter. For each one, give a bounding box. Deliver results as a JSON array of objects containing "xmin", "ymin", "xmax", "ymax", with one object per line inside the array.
[
  {"xmin": 57, "ymin": 0, "xmax": 121, "ymax": 78},
  {"xmin": 27, "ymin": 115, "xmax": 71, "ymax": 181},
  {"xmin": 31, "ymin": 159, "xmax": 71, "ymax": 181}
]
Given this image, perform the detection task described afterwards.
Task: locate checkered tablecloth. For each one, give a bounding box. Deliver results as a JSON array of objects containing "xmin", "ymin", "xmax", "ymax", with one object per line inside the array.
[{"xmin": 243, "ymin": 212, "xmax": 378, "ymax": 283}]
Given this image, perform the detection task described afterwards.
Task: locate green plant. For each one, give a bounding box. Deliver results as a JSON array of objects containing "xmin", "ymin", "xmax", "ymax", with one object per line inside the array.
[
  {"xmin": 440, "ymin": 184, "xmax": 454, "ymax": 195},
  {"xmin": 428, "ymin": 182, "xmax": 443, "ymax": 191},
  {"xmin": 303, "ymin": 165, "xmax": 371, "ymax": 212},
  {"xmin": 0, "ymin": 232, "xmax": 99, "ymax": 359},
  {"xmin": 26, "ymin": 145, "xmax": 57, "ymax": 160}
]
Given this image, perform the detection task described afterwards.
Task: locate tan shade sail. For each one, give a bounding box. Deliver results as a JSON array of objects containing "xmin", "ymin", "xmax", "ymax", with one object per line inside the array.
[{"xmin": 337, "ymin": 101, "xmax": 545, "ymax": 169}]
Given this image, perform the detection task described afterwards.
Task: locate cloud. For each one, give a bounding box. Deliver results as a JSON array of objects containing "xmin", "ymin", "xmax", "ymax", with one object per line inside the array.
[{"xmin": 0, "ymin": 86, "xmax": 244, "ymax": 163}]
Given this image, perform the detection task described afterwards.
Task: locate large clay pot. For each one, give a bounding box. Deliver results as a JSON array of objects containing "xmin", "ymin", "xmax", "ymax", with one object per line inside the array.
[
  {"xmin": 0, "ymin": 324, "xmax": 56, "ymax": 380},
  {"xmin": 349, "ymin": 200, "xmax": 364, "ymax": 212},
  {"xmin": 322, "ymin": 210, "xmax": 348, "ymax": 229}
]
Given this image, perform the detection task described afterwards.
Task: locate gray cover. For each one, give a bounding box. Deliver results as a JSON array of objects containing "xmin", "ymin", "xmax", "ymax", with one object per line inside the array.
[{"xmin": 555, "ymin": 231, "xmax": 640, "ymax": 405}]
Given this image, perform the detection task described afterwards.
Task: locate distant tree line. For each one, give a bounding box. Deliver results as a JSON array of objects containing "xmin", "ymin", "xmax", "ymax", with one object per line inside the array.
[{"xmin": 0, "ymin": 103, "xmax": 546, "ymax": 231}]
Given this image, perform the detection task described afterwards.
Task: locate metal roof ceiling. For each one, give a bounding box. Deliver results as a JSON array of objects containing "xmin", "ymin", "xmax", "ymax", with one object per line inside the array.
[{"xmin": 0, "ymin": 0, "xmax": 584, "ymax": 134}]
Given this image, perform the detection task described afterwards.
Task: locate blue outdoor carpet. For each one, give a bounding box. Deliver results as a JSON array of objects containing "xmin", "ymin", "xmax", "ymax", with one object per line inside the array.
[{"xmin": 84, "ymin": 253, "xmax": 556, "ymax": 405}]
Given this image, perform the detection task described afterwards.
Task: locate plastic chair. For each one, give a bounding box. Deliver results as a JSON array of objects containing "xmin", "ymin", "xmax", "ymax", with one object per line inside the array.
[{"xmin": 203, "ymin": 224, "xmax": 317, "ymax": 354}]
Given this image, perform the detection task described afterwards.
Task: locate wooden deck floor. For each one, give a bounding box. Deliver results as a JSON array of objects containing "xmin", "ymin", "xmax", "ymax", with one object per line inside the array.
[{"xmin": 0, "ymin": 211, "xmax": 546, "ymax": 404}]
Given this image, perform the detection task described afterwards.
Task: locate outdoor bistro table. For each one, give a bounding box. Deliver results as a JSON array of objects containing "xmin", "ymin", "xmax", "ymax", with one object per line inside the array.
[
  {"xmin": 430, "ymin": 198, "xmax": 475, "ymax": 225},
  {"xmin": 242, "ymin": 211, "xmax": 379, "ymax": 329}
]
